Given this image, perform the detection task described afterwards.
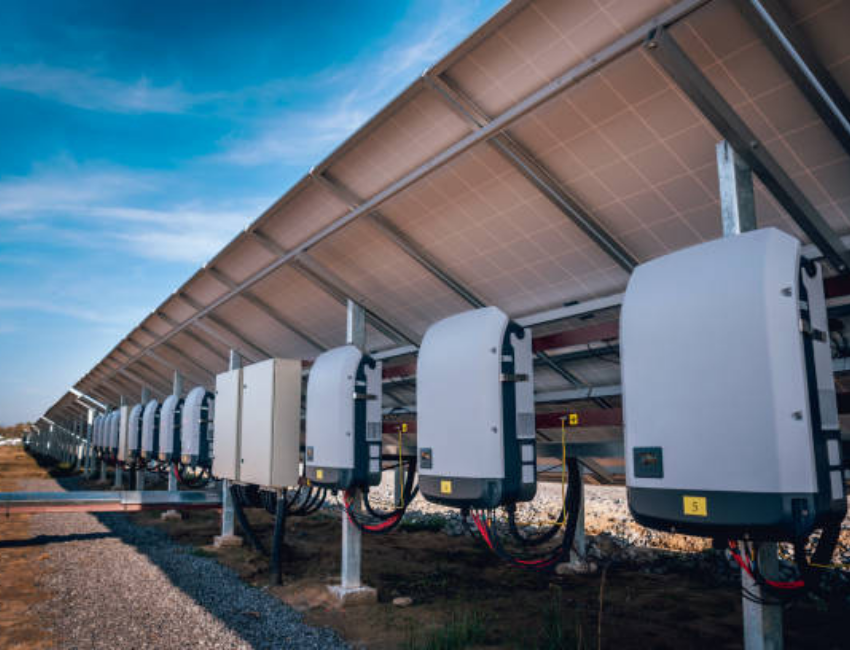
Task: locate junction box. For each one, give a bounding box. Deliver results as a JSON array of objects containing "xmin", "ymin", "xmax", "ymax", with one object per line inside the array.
[{"xmin": 212, "ymin": 358, "xmax": 302, "ymax": 489}]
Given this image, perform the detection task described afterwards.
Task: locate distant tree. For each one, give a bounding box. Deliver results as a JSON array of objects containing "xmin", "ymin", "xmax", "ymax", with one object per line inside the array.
[{"xmin": 0, "ymin": 423, "xmax": 30, "ymax": 438}]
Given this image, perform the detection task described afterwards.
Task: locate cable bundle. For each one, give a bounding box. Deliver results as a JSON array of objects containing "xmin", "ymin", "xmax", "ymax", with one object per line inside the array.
[
  {"xmin": 172, "ymin": 462, "xmax": 210, "ymax": 488},
  {"xmin": 464, "ymin": 455, "xmax": 583, "ymax": 570},
  {"xmin": 342, "ymin": 457, "xmax": 418, "ymax": 534}
]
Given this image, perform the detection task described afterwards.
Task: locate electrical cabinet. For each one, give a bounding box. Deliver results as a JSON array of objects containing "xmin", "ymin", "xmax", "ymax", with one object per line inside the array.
[
  {"xmin": 417, "ymin": 307, "xmax": 536, "ymax": 508},
  {"xmin": 211, "ymin": 359, "xmax": 302, "ymax": 488},
  {"xmin": 212, "ymin": 367, "xmax": 242, "ymax": 482},
  {"xmin": 623, "ymin": 228, "xmax": 847, "ymax": 539},
  {"xmin": 240, "ymin": 359, "xmax": 301, "ymax": 488}
]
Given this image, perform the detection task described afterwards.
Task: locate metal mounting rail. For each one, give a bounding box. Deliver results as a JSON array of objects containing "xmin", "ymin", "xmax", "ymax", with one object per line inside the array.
[{"xmin": 0, "ymin": 490, "xmax": 221, "ymax": 515}]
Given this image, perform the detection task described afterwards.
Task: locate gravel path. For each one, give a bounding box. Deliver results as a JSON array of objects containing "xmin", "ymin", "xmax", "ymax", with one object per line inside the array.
[{"xmin": 21, "ymin": 477, "xmax": 347, "ymax": 650}]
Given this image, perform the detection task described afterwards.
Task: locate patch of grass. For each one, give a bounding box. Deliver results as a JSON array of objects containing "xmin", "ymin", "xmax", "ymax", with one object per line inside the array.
[
  {"xmin": 188, "ymin": 547, "xmax": 215, "ymax": 558},
  {"xmin": 535, "ymin": 584, "xmax": 588, "ymax": 650},
  {"xmin": 404, "ymin": 610, "xmax": 488, "ymax": 650}
]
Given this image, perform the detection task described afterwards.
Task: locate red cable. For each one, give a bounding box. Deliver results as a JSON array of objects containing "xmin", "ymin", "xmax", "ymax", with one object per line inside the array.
[{"xmin": 728, "ymin": 542, "xmax": 804, "ymax": 590}]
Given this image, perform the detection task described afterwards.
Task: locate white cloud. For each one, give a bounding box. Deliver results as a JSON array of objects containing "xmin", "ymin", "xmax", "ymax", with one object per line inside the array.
[
  {"xmin": 216, "ymin": 3, "xmax": 485, "ymax": 168},
  {"xmin": 0, "ymin": 297, "xmax": 118, "ymax": 324},
  {"xmin": 0, "ymin": 163, "xmax": 271, "ymax": 264},
  {"xmin": 0, "ymin": 64, "xmax": 211, "ymax": 114}
]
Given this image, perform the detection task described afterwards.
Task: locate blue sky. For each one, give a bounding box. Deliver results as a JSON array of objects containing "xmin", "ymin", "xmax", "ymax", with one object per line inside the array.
[{"xmin": 0, "ymin": 0, "xmax": 504, "ymax": 425}]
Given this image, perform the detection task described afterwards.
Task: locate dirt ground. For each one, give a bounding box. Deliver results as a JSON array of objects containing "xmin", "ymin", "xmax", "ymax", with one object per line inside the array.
[
  {"xmin": 0, "ymin": 446, "xmax": 53, "ymax": 650},
  {"xmin": 3, "ymin": 446, "xmax": 849, "ymax": 650},
  {"xmin": 131, "ymin": 499, "xmax": 848, "ymax": 650}
]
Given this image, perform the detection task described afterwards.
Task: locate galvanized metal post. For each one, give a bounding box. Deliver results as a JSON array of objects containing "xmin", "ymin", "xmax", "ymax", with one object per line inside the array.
[
  {"xmin": 85, "ymin": 408, "xmax": 95, "ymax": 478},
  {"xmin": 573, "ymin": 465, "xmax": 587, "ymax": 561},
  {"xmin": 219, "ymin": 351, "xmax": 240, "ymax": 540},
  {"xmin": 162, "ymin": 372, "xmax": 183, "ymax": 520},
  {"xmin": 717, "ymin": 139, "xmax": 782, "ymax": 650},
  {"xmin": 138, "ymin": 387, "xmax": 151, "ymax": 490},
  {"xmin": 169, "ymin": 372, "xmax": 183, "ymax": 494},
  {"xmin": 342, "ymin": 299, "xmax": 366, "ymax": 590}
]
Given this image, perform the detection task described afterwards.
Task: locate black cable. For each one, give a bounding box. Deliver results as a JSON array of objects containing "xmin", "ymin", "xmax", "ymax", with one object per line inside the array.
[
  {"xmin": 229, "ymin": 484, "xmax": 267, "ymax": 555},
  {"xmin": 477, "ymin": 457, "xmax": 583, "ymax": 569},
  {"xmin": 270, "ymin": 493, "xmax": 286, "ymax": 586}
]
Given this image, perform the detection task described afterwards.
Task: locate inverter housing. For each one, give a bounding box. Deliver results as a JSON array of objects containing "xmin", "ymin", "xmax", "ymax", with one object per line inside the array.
[
  {"xmin": 305, "ymin": 345, "xmax": 383, "ymax": 490},
  {"xmin": 93, "ymin": 414, "xmax": 104, "ymax": 452},
  {"xmin": 180, "ymin": 387, "xmax": 215, "ymax": 466},
  {"xmin": 417, "ymin": 307, "xmax": 536, "ymax": 509},
  {"xmin": 126, "ymin": 404, "xmax": 143, "ymax": 461},
  {"xmin": 117, "ymin": 404, "xmax": 130, "ymax": 462},
  {"xmin": 212, "ymin": 359, "xmax": 302, "ymax": 489},
  {"xmin": 622, "ymin": 228, "xmax": 846, "ymax": 540},
  {"xmin": 106, "ymin": 410, "xmax": 120, "ymax": 456},
  {"xmin": 157, "ymin": 395, "xmax": 183, "ymax": 462},
  {"xmin": 140, "ymin": 399, "xmax": 160, "ymax": 460}
]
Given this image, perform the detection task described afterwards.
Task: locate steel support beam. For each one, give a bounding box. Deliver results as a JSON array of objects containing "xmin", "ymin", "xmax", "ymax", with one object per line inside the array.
[
  {"xmin": 293, "ymin": 254, "xmax": 419, "ymax": 345},
  {"xmin": 154, "ymin": 311, "xmax": 230, "ymax": 364},
  {"xmin": 342, "ymin": 300, "xmax": 365, "ymax": 591},
  {"xmin": 647, "ymin": 25, "xmax": 850, "ymax": 274},
  {"xmin": 426, "ymin": 73, "xmax": 637, "ymax": 272},
  {"xmin": 716, "ymin": 136, "xmax": 783, "ymax": 650},
  {"xmin": 736, "ymin": 0, "xmax": 850, "ymax": 158},
  {"xmin": 216, "ymin": 351, "xmax": 241, "ymax": 546},
  {"xmin": 139, "ymin": 324, "xmax": 219, "ymax": 379},
  {"xmin": 176, "ymin": 292, "xmax": 271, "ymax": 361},
  {"xmin": 312, "ymin": 171, "xmax": 488, "ymax": 308},
  {"xmin": 146, "ymin": 349, "xmax": 211, "ymax": 390},
  {"xmin": 158, "ymin": 341, "xmax": 218, "ymax": 380},
  {"xmin": 206, "ymin": 266, "xmax": 328, "ymax": 352}
]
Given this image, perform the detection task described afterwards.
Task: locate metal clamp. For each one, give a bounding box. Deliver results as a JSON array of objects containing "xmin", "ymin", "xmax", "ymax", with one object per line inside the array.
[{"xmin": 500, "ymin": 373, "xmax": 529, "ymax": 382}]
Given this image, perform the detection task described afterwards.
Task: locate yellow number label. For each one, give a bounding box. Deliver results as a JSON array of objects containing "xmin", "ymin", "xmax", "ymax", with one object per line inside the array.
[
  {"xmin": 440, "ymin": 480, "xmax": 453, "ymax": 495},
  {"xmin": 683, "ymin": 495, "xmax": 707, "ymax": 517},
  {"xmin": 316, "ymin": 469, "xmax": 324, "ymax": 480},
  {"xmin": 568, "ymin": 413, "xmax": 579, "ymax": 426}
]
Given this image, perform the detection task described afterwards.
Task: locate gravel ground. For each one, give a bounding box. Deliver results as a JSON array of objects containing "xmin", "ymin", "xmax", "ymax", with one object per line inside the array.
[
  {"xmin": 21, "ymin": 477, "xmax": 347, "ymax": 650},
  {"xmin": 332, "ymin": 474, "xmax": 850, "ymax": 569}
]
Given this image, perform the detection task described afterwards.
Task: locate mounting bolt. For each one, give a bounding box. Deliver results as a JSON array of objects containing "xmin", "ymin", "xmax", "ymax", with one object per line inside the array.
[
  {"xmin": 792, "ymin": 411, "xmax": 803, "ymax": 420},
  {"xmin": 647, "ymin": 40, "xmax": 657, "ymax": 50},
  {"xmin": 781, "ymin": 287, "xmax": 792, "ymax": 297}
]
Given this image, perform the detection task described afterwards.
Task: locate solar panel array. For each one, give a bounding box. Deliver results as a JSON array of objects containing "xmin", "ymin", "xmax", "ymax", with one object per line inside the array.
[{"xmin": 42, "ymin": 0, "xmax": 850, "ymax": 480}]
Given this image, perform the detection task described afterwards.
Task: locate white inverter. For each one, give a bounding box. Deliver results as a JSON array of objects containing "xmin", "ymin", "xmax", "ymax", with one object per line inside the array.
[
  {"xmin": 622, "ymin": 228, "xmax": 846, "ymax": 540},
  {"xmin": 417, "ymin": 307, "xmax": 536, "ymax": 509},
  {"xmin": 126, "ymin": 403, "xmax": 144, "ymax": 461},
  {"xmin": 180, "ymin": 387, "xmax": 215, "ymax": 467},
  {"xmin": 140, "ymin": 398, "xmax": 160, "ymax": 460},
  {"xmin": 305, "ymin": 345, "xmax": 382, "ymax": 490},
  {"xmin": 157, "ymin": 394, "xmax": 183, "ymax": 463}
]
